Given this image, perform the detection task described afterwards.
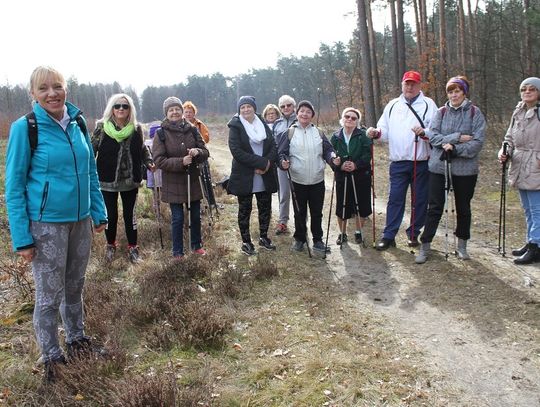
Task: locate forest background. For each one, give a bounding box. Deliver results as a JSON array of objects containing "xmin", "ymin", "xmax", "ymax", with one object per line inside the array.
[{"xmin": 0, "ymin": 0, "xmax": 538, "ymax": 136}]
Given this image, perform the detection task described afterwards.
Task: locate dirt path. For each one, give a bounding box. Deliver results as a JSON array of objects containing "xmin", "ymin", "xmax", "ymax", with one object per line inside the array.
[{"xmin": 208, "ymin": 130, "xmax": 540, "ymax": 407}]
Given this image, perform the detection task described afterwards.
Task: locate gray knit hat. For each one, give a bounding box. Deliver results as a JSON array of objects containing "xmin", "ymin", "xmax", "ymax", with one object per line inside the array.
[
  {"xmin": 237, "ymin": 95, "xmax": 257, "ymax": 113},
  {"xmin": 519, "ymin": 77, "xmax": 540, "ymax": 94},
  {"xmin": 163, "ymin": 96, "xmax": 183, "ymax": 116},
  {"xmin": 296, "ymin": 100, "xmax": 315, "ymax": 117}
]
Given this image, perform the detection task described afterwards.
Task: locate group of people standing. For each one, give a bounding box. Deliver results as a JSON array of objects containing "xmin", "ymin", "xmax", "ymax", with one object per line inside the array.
[{"xmin": 4, "ymin": 65, "xmax": 540, "ymax": 384}]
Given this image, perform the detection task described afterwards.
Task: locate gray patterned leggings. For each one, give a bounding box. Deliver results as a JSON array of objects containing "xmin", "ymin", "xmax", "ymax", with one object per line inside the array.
[{"xmin": 30, "ymin": 218, "xmax": 92, "ymax": 362}]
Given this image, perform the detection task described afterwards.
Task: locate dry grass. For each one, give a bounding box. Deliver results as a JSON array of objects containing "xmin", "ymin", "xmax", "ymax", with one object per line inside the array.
[{"xmin": 0, "ymin": 133, "xmax": 464, "ymax": 406}]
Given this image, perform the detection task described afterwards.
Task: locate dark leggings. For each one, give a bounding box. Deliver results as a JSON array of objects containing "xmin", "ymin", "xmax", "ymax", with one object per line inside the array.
[
  {"xmin": 102, "ymin": 189, "xmax": 138, "ymax": 246},
  {"xmin": 237, "ymin": 191, "xmax": 272, "ymax": 243}
]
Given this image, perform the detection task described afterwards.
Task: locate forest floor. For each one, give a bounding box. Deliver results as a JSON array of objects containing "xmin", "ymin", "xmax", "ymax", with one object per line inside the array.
[
  {"xmin": 0, "ymin": 122, "xmax": 539, "ymax": 406},
  {"xmin": 206, "ymin": 123, "xmax": 540, "ymax": 407}
]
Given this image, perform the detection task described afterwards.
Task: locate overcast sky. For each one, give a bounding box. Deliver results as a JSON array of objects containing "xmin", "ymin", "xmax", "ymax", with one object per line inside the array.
[{"xmin": 0, "ymin": 0, "xmax": 382, "ymax": 94}]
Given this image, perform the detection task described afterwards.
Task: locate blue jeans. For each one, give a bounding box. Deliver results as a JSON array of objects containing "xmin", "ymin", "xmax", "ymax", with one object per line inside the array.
[
  {"xmin": 519, "ymin": 189, "xmax": 540, "ymax": 245},
  {"xmin": 383, "ymin": 160, "xmax": 429, "ymax": 240},
  {"xmin": 170, "ymin": 200, "xmax": 202, "ymax": 256}
]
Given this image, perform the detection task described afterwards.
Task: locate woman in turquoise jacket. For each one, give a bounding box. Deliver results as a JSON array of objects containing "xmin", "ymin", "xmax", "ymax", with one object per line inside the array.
[{"xmin": 5, "ymin": 66, "xmax": 107, "ymax": 383}]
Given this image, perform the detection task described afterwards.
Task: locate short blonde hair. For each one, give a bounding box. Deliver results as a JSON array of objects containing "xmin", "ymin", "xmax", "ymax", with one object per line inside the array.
[
  {"xmin": 183, "ymin": 100, "xmax": 198, "ymax": 115},
  {"xmin": 29, "ymin": 66, "xmax": 66, "ymax": 97},
  {"xmin": 262, "ymin": 104, "xmax": 281, "ymax": 120},
  {"xmin": 100, "ymin": 93, "xmax": 138, "ymax": 127}
]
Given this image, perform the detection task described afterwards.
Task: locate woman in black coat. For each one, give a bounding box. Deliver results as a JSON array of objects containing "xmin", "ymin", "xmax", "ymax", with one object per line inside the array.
[{"xmin": 227, "ymin": 96, "xmax": 278, "ymax": 255}]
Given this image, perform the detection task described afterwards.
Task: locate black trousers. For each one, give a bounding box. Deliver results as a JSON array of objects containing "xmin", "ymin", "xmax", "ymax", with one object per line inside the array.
[
  {"xmin": 420, "ymin": 172, "xmax": 477, "ymax": 243},
  {"xmin": 292, "ymin": 181, "xmax": 325, "ymax": 243},
  {"xmin": 102, "ymin": 188, "xmax": 138, "ymax": 246},
  {"xmin": 335, "ymin": 172, "xmax": 372, "ymax": 219},
  {"xmin": 237, "ymin": 191, "xmax": 272, "ymax": 243}
]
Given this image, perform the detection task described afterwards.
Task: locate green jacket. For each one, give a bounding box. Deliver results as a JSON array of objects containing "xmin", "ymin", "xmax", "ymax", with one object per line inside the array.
[{"xmin": 330, "ymin": 127, "xmax": 372, "ymax": 181}]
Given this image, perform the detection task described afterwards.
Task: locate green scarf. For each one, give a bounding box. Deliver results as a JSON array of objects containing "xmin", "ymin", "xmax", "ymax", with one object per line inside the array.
[{"xmin": 103, "ymin": 120, "xmax": 135, "ymax": 142}]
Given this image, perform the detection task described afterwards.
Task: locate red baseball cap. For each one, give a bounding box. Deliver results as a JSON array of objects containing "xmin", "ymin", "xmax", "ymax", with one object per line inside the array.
[{"xmin": 402, "ymin": 70, "xmax": 422, "ymax": 83}]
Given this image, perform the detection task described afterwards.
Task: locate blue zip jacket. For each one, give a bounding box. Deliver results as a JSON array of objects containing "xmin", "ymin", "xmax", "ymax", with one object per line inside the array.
[{"xmin": 5, "ymin": 101, "xmax": 107, "ymax": 251}]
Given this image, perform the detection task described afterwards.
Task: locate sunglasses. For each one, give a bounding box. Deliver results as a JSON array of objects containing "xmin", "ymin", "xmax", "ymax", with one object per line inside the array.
[
  {"xmin": 113, "ymin": 104, "xmax": 130, "ymax": 110},
  {"xmin": 344, "ymin": 114, "xmax": 358, "ymax": 121},
  {"xmin": 280, "ymin": 103, "xmax": 293, "ymax": 109}
]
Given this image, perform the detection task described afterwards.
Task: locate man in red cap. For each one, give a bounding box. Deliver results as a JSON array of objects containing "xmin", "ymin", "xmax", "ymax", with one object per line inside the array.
[{"xmin": 367, "ymin": 71, "xmax": 438, "ymax": 250}]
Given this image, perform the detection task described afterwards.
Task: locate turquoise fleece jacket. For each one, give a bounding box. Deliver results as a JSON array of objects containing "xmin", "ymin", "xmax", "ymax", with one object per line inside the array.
[{"xmin": 5, "ymin": 101, "xmax": 107, "ymax": 251}]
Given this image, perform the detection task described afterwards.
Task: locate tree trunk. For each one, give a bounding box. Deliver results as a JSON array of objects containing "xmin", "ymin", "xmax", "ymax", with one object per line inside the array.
[
  {"xmin": 356, "ymin": 0, "xmax": 377, "ymax": 126},
  {"xmin": 366, "ymin": 0, "xmax": 382, "ymax": 117},
  {"xmin": 523, "ymin": 0, "xmax": 533, "ymax": 75},
  {"xmin": 439, "ymin": 0, "xmax": 448, "ymax": 82},
  {"xmin": 396, "ymin": 0, "xmax": 407, "ymax": 74},
  {"xmin": 389, "ymin": 0, "xmax": 401, "ymax": 92},
  {"xmin": 457, "ymin": 0, "xmax": 467, "ymax": 72}
]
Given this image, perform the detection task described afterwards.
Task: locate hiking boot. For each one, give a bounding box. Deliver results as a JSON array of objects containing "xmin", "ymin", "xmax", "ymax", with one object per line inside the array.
[
  {"xmin": 407, "ymin": 236, "xmax": 420, "ymax": 247},
  {"xmin": 511, "ymin": 243, "xmax": 528, "ymax": 257},
  {"xmin": 241, "ymin": 242, "xmax": 257, "ymax": 256},
  {"xmin": 43, "ymin": 355, "xmax": 67, "ymax": 384},
  {"xmin": 455, "ymin": 238, "xmax": 470, "ymax": 260},
  {"xmin": 514, "ymin": 243, "xmax": 540, "ymax": 265},
  {"xmin": 275, "ymin": 223, "xmax": 288, "ymax": 235},
  {"xmin": 291, "ymin": 240, "xmax": 305, "ymax": 252},
  {"xmin": 415, "ymin": 242, "xmax": 431, "ymax": 264},
  {"xmin": 128, "ymin": 246, "xmax": 141, "ymax": 264},
  {"xmin": 336, "ymin": 233, "xmax": 348, "ymax": 245},
  {"xmin": 192, "ymin": 248, "xmax": 207, "ymax": 255},
  {"xmin": 105, "ymin": 244, "xmax": 116, "ymax": 263},
  {"xmin": 66, "ymin": 336, "xmax": 108, "ymax": 361},
  {"xmin": 354, "ymin": 231, "xmax": 363, "ymax": 244},
  {"xmin": 376, "ymin": 238, "xmax": 396, "ymax": 251},
  {"xmin": 259, "ymin": 237, "xmax": 276, "ymax": 251},
  {"xmin": 312, "ymin": 241, "xmax": 330, "ymax": 253}
]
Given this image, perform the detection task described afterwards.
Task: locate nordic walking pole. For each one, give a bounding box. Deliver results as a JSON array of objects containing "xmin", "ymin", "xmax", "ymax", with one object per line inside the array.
[
  {"xmin": 443, "ymin": 151, "xmax": 450, "ymax": 260},
  {"xmin": 153, "ymin": 186, "xmax": 164, "ymax": 249},
  {"xmin": 324, "ymin": 173, "xmax": 336, "ymax": 260},
  {"xmin": 286, "ymin": 168, "xmax": 312, "ymax": 258},
  {"xmin": 410, "ymin": 134, "xmax": 419, "ymax": 246},
  {"xmin": 350, "ymin": 171, "xmax": 366, "ymax": 248},
  {"xmin": 448, "ymin": 159, "xmax": 456, "ymax": 253},
  {"xmin": 340, "ymin": 172, "xmax": 348, "ymax": 250},
  {"xmin": 198, "ymin": 174, "xmax": 213, "ymax": 228},
  {"xmin": 370, "ymin": 141, "xmax": 376, "ymax": 247},
  {"xmin": 498, "ymin": 142, "xmax": 508, "ymax": 256}
]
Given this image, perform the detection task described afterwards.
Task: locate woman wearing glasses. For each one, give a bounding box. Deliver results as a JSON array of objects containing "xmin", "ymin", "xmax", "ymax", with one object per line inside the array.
[
  {"xmin": 331, "ymin": 107, "xmax": 373, "ymax": 245},
  {"xmin": 416, "ymin": 76, "xmax": 486, "ymax": 264},
  {"xmin": 498, "ymin": 77, "xmax": 540, "ymax": 265},
  {"xmin": 92, "ymin": 93, "xmax": 154, "ymax": 263}
]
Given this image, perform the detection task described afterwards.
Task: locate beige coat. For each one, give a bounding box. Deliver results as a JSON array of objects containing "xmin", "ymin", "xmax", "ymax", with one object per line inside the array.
[{"xmin": 503, "ymin": 102, "xmax": 540, "ymax": 190}]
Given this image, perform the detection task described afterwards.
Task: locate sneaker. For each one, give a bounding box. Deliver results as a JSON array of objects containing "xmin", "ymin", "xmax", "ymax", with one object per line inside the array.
[
  {"xmin": 66, "ymin": 336, "xmax": 108, "ymax": 361},
  {"xmin": 291, "ymin": 240, "xmax": 305, "ymax": 251},
  {"xmin": 259, "ymin": 237, "xmax": 276, "ymax": 250},
  {"xmin": 241, "ymin": 242, "xmax": 257, "ymax": 256},
  {"xmin": 43, "ymin": 355, "xmax": 67, "ymax": 384},
  {"xmin": 192, "ymin": 248, "xmax": 207, "ymax": 255},
  {"xmin": 312, "ymin": 240, "xmax": 330, "ymax": 253},
  {"xmin": 336, "ymin": 233, "xmax": 348, "ymax": 245},
  {"xmin": 275, "ymin": 223, "xmax": 288, "ymax": 235},
  {"xmin": 105, "ymin": 244, "xmax": 116, "ymax": 263},
  {"xmin": 354, "ymin": 231, "xmax": 363, "ymax": 244},
  {"xmin": 128, "ymin": 246, "xmax": 141, "ymax": 264}
]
